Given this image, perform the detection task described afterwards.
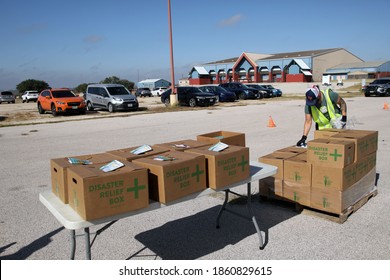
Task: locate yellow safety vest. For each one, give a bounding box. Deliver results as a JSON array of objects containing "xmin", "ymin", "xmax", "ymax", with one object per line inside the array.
[{"xmin": 310, "ymin": 89, "xmax": 341, "ymax": 130}]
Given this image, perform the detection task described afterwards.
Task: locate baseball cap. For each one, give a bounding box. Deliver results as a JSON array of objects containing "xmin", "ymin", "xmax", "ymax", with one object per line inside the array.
[{"xmin": 305, "ymin": 87, "xmax": 319, "ymax": 106}]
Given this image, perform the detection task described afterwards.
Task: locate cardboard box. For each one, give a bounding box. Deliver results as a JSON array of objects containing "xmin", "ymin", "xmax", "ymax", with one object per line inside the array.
[
  {"xmin": 275, "ymin": 146, "xmax": 307, "ymax": 156},
  {"xmin": 283, "ymin": 153, "xmax": 311, "ymax": 207},
  {"xmin": 50, "ymin": 153, "xmax": 117, "ymax": 204},
  {"xmin": 311, "ymin": 163, "xmax": 357, "ymax": 191},
  {"xmin": 314, "ymin": 128, "xmax": 343, "ymax": 139},
  {"xmin": 307, "ymin": 138, "xmax": 355, "ymax": 168},
  {"xmin": 310, "ymin": 167, "xmax": 376, "ymax": 214},
  {"xmin": 355, "ymin": 152, "xmax": 377, "ymax": 182},
  {"xmin": 283, "ymin": 153, "xmax": 311, "ymax": 192},
  {"xmin": 258, "ymin": 152, "xmax": 298, "ymax": 179},
  {"xmin": 67, "ymin": 161, "xmax": 149, "ymax": 220},
  {"xmin": 196, "ymin": 131, "xmax": 246, "ymax": 147},
  {"xmin": 331, "ymin": 130, "xmax": 378, "ymax": 162},
  {"xmin": 283, "ymin": 184, "xmax": 311, "ymax": 207},
  {"xmin": 132, "ymin": 151, "xmax": 207, "ymax": 204},
  {"xmin": 184, "ymin": 145, "xmax": 250, "ymax": 190},
  {"xmin": 154, "ymin": 139, "xmax": 210, "ymax": 152},
  {"xmin": 106, "ymin": 145, "xmax": 169, "ymax": 162},
  {"xmin": 259, "ymin": 177, "xmax": 283, "ymax": 198}
]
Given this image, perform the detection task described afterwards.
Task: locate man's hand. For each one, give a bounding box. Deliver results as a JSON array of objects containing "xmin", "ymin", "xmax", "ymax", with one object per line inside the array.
[
  {"xmin": 341, "ymin": 115, "xmax": 347, "ymax": 129},
  {"xmin": 296, "ymin": 135, "xmax": 307, "ymax": 147}
]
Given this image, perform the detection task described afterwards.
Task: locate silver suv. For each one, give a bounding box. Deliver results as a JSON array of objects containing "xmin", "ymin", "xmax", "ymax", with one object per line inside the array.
[
  {"xmin": 0, "ymin": 91, "xmax": 15, "ymax": 104},
  {"xmin": 85, "ymin": 84, "xmax": 139, "ymax": 112}
]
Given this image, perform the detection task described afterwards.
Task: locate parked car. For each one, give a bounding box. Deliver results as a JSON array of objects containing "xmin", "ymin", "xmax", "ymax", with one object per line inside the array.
[
  {"xmin": 21, "ymin": 90, "xmax": 39, "ymax": 103},
  {"xmin": 151, "ymin": 87, "xmax": 168, "ymax": 97},
  {"xmin": 364, "ymin": 78, "xmax": 390, "ymax": 97},
  {"xmin": 0, "ymin": 91, "xmax": 15, "ymax": 104},
  {"xmin": 260, "ymin": 84, "xmax": 283, "ymax": 97},
  {"xmin": 85, "ymin": 84, "xmax": 138, "ymax": 112},
  {"xmin": 160, "ymin": 86, "xmax": 216, "ymax": 107},
  {"xmin": 219, "ymin": 82, "xmax": 260, "ymax": 100},
  {"xmin": 198, "ymin": 85, "xmax": 236, "ymax": 102},
  {"xmin": 135, "ymin": 87, "xmax": 152, "ymax": 97},
  {"xmin": 246, "ymin": 84, "xmax": 272, "ymax": 98},
  {"xmin": 37, "ymin": 88, "xmax": 86, "ymax": 116}
]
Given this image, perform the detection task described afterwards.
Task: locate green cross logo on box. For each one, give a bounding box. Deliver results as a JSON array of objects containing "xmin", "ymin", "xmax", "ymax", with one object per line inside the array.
[
  {"xmin": 238, "ymin": 155, "xmax": 249, "ymax": 172},
  {"xmin": 329, "ymin": 149, "xmax": 343, "ymax": 161},
  {"xmin": 294, "ymin": 172, "xmax": 302, "ymax": 182},
  {"xmin": 293, "ymin": 192, "xmax": 300, "ymax": 202},
  {"xmin": 191, "ymin": 164, "xmax": 205, "ymax": 182},
  {"xmin": 322, "ymin": 197, "xmax": 330, "ymax": 208},
  {"xmin": 323, "ymin": 176, "xmax": 332, "ymax": 187},
  {"xmin": 127, "ymin": 178, "xmax": 146, "ymax": 199}
]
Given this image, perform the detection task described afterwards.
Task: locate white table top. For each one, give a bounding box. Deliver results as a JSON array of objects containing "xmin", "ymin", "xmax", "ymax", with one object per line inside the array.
[{"xmin": 39, "ymin": 161, "xmax": 277, "ymax": 230}]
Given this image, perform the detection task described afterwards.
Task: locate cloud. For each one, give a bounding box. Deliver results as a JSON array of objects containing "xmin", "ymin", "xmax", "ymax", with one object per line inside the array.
[
  {"xmin": 84, "ymin": 35, "xmax": 105, "ymax": 44},
  {"xmin": 218, "ymin": 14, "xmax": 243, "ymax": 27}
]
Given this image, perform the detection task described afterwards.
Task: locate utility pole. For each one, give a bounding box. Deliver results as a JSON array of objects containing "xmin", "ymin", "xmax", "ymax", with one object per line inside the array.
[{"xmin": 168, "ymin": 0, "xmax": 177, "ymax": 105}]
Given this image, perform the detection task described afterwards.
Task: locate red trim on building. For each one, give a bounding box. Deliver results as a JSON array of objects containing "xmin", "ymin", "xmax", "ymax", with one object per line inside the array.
[{"xmin": 285, "ymin": 74, "xmax": 311, "ymax": 82}]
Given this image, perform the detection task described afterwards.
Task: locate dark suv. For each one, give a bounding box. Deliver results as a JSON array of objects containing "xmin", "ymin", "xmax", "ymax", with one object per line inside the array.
[
  {"xmin": 219, "ymin": 82, "xmax": 260, "ymax": 100},
  {"xmin": 364, "ymin": 78, "xmax": 390, "ymax": 97},
  {"xmin": 160, "ymin": 86, "xmax": 216, "ymax": 107},
  {"xmin": 135, "ymin": 87, "xmax": 152, "ymax": 97}
]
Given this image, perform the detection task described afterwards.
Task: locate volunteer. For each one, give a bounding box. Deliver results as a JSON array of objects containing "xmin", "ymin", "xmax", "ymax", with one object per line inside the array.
[{"xmin": 296, "ymin": 85, "xmax": 347, "ymax": 147}]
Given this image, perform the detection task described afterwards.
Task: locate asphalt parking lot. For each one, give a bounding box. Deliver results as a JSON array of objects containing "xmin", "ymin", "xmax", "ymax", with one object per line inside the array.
[{"xmin": 0, "ymin": 95, "xmax": 389, "ymax": 260}]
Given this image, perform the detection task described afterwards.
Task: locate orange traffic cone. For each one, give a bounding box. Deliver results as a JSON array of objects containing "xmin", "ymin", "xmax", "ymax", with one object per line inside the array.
[
  {"xmin": 267, "ymin": 116, "xmax": 276, "ymax": 127},
  {"xmin": 383, "ymin": 102, "xmax": 389, "ymax": 110}
]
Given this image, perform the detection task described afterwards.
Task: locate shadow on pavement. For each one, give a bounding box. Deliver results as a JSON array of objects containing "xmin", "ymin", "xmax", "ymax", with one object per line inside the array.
[
  {"xmin": 133, "ymin": 200, "xmax": 297, "ymax": 260},
  {"xmin": 0, "ymin": 227, "xmax": 64, "ymax": 260}
]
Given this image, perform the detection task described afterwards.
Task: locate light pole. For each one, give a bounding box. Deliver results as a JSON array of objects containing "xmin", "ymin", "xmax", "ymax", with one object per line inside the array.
[{"xmin": 168, "ymin": 0, "xmax": 177, "ymax": 105}]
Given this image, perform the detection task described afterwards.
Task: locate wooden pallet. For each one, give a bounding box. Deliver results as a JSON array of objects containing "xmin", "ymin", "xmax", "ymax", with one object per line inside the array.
[{"xmin": 298, "ymin": 188, "xmax": 378, "ymax": 224}]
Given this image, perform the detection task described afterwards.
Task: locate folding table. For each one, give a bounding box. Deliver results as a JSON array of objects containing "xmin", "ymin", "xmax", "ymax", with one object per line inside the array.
[{"xmin": 39, "ymin": 161, "xmax": 277, "ymax": 259}]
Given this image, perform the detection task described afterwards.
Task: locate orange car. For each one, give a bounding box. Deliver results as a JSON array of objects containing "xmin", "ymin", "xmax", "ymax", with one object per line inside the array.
[{"xmin": 37, "ymin": 88, "xmax": 86, "ymax": 116}]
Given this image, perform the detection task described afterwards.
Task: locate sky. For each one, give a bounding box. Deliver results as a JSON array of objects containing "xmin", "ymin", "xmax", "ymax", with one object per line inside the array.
[{"xmin": 0, "ymin": 0, "xmax": 389, "ymax": 91}]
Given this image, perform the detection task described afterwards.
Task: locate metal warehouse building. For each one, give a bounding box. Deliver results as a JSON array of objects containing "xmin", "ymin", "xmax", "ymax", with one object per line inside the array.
[
  {"xmin": 188, "ymin": 48, "xmax": 366, "ymax": 85},
  {"xmin": 324, "ymin": 61, "xmax": 390, "ymax": 81},
  {"xmin": 136, "ymin": 79, "xmax": 171, "ymax": 89}
]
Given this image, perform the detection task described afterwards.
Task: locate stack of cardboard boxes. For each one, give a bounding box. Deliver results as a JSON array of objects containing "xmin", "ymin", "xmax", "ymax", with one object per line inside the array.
[
  {"xmin": 49, "ymin": 131, "xmax": 250, "ymax": 221},
  {"xmin": 259, "ymin": 129, "xmax": 378, "ymax": 215}
]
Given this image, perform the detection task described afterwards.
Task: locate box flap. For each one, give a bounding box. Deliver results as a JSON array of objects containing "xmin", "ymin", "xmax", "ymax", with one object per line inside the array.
[
  {"xmin": 68, "ymin": 161, "xmax": 140, "ymax": 179},
  {"xmin": 133, "ymin": 151, "xmax": 203, "ymax": 166}
]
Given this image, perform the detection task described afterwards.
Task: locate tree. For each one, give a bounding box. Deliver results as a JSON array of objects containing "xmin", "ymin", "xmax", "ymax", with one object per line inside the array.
[
  {"xmin": 100, "ymin": 76, "xmax": 135, "ymax": 91},
  {"xmin": 74, "ymin": 83, "xmax": 88, "ymax": 94},
  {"xmin": 16, "ymin": 79, "xmax": 49, "ymax": 94}
]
